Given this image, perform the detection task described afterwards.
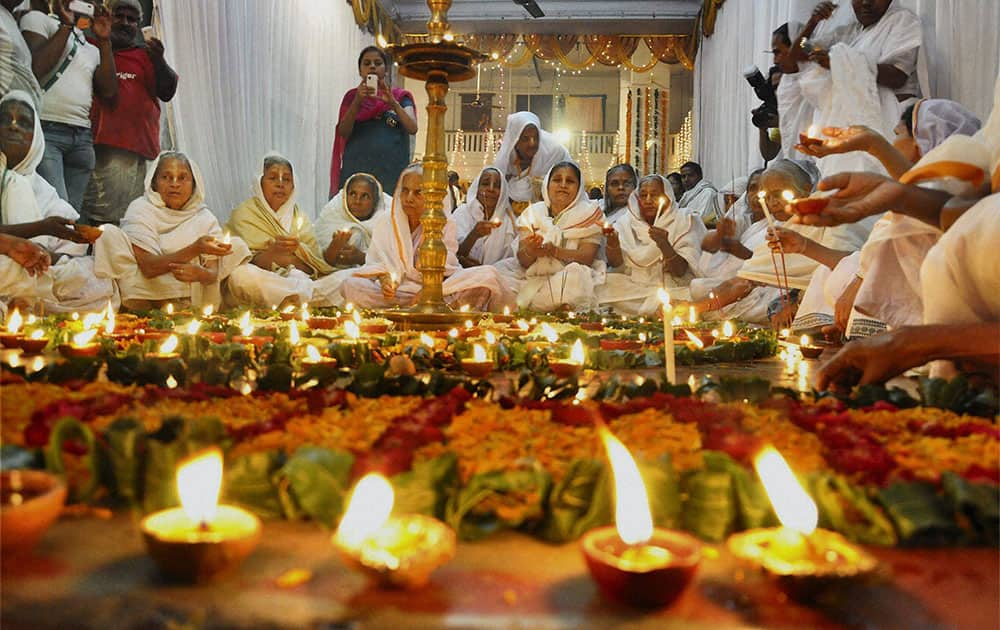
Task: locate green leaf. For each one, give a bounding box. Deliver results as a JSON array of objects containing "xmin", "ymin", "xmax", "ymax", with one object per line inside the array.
[
  {"xmin": 809, "ymin": 473, "xmax": 897, "ymax": 546},
  {"xmin": 640, "ymin": 454, "xmax": 682, "ymax": 529},
  {"xmin": 941, "ymin": 472, "xmax": 999, "ymax": 546},
  {"xmin": 276, "ymin": 447, "xmax": 355, "ymax": 527},
  {"xmin": 703, "ymin": 451, "xmax": 774, "ymax": 529},
  {"xmin": 391, "ymin": 453, "xmax": 458, "ymax": 518},
  {"xmin": 446, "ymin": 467, "xmax": 552, "ymax": 541},
  {"xmin": 102, "ymin": 417, "xmax": 146, "ymax": 507},
  {"xmin": 537, "ymin": 458, "xmax": 612, "ymax": 543},
  {"xmin": 878, "ymin": 482, "xmax": 964, "ymax": 546},
  {"xmin": 224, "ymin": 451, "xmax": 286, "ymax": 519},
  {"xmin": 44, "ymin": 417, "xmax": 100, "ymax": 503},
  {"xmin": 682, "ymin": 470, "xmax": 735, "ymax": 542}
]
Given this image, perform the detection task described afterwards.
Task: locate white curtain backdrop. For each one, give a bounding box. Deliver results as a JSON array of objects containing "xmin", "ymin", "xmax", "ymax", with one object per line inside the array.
[
  {"xmin": 693, "ymin": 0, "xmax": 1000, "ymax": 186},
  {"xmin": 158, "ymin": 0, "xmax": 372, "ymax": 222}
]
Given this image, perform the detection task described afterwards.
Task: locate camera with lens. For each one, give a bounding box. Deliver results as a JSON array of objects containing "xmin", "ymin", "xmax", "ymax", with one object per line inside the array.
[{"xmin": 744, "ymin": 64, "xmax": 779, "ymax": 130}]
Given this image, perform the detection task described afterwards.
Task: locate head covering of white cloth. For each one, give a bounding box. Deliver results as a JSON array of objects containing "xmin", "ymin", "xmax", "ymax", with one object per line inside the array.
[
  {"xmin": 493, "ymin": 111, "xmax": 570, "ymax": 201},
  {"xmin": 911, "ymin": 99, "xmax": 982, "ymax": 159},
  {"xmin": 452, "ymin": 167, "xmax": 516, "ymax": 265},
  {"xmin": 121, "ymin": 151, "xmax": 215, "ymax": 255},
  {"xmin": 616, "ymin": 174, "xmax": 704, "ymax": 277},
  {"xmin": 254, "ymin": 152, "xmax": 296, "ymax": 231},
  {"xmin": 0, "ymin": 90, "xmax": 82, "ymax": 258},
  {"xmin": 516, "ymin": 162, "xmax": 603, "ymax": 249},
  {"xmin": 314, "ymin": 172, "xmax": 389, "ymax": 252},
  {"xmin": 353, "ymin": 163, "xmax": 461, "ymax": 285}
]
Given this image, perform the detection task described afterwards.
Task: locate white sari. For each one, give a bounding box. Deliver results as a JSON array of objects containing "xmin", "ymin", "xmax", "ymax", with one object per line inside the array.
[
  {"xmin": 599, "ymin": 176, "xmax": 705, "ymax": 314},
  {"xmin": 94, "ymin": 153, "xmax": 251, "ymax": 308},
  {"xmin": 452, "ymin": 168, "xmax": 517, "ymax": 266},
  {"xmin": 313, "ymin": 172, "xmax": 390, "ymax": 252},
  {"xmin": 507, "ymin": 164, "xmax": 605, "ymax": 311},
  {"xmin": 343, "ymin": 164, "xmax": 512, "ymax": 310},
  {"xmin": 679, "ymin": 179, "xmax": 721, "ymax": 226},
  {"xmin": 493, "ymin": 112, "xmax": 570, "ymax": 204}
]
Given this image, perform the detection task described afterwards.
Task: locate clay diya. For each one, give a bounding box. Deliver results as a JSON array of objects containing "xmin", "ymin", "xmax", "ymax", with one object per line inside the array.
[
  {"xmin": 798, "ymin": 125, "xmax": 824, "ymax": 149},
  {"xmin": 727, "ymin": 446, "xmax": 879, "ymax": 601},
  {"xmin": 301, "ymin": 344, "xmax": 338, "ymax": 369},
  {"xmin": 599, "ymin": 338, "xmax": 642, "ymax": 351},
  {"xmin": 492, "ymin": 307, "xmax": 514, "ymax": 324},
  {"xmin": 1, "ymin": 307, "xmax": 25, "ymax": 348},
  {"xmin": 58, "ymin": 328, "xmax": 101, "ymax": 358},
  {"xmin": 334, "ymin": 473, "xmax": 455, "ymax": 589},
  {"xmin": 360, "ymin": 320, "xmax": 389, "ymax": 335},
  {"xmin": 307, "ymin": 316, "xmax": 341, "ymax": 330},
  {"xmin": 461, "ymin": 343, "xmax": 493, "ymax": 378},
  {"xmin": 549, "ymin": 339, "xmax": 586, "ymax": 379},
  {"xmin": 140, "ymin": 448, "xmax": 261, "ymax": 583},
  {"xmin": 148, "ymin": 334, "xmax": 181, "ymax": 361},
  {"xmin": 17, "ymin": 330, "xmax": 50, "ymax": 354},
  {"xmin": 1, "ymin": 470, "xmax": 68, "ymax": 558},
  {"xmin": 580, "ymin": 321, "xmax": 605, "ymax": 332},
  {"xmin": 582, "ymin": 427, "xmax": 701, "ymax": 608},
  {"xmin": 798, "ymin": 334, "xmax": 824, "ymax": 359}
]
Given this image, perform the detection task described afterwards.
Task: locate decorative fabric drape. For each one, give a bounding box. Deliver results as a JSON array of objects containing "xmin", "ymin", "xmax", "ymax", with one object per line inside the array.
[
  {"xmin": 693, "ymin": 0, "xmax": 1000, "ymax": 186},
  {"xmin": 457, "ymin": 35, "xmax": 695, "ymax": 72},
  {"xmin": 158, "ymin": 0, "xmax": 372, "ymax": 224}
]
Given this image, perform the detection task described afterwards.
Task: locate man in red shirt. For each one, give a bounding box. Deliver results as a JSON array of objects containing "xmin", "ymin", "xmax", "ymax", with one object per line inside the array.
[{"xmin": 82, "ymin": 0, "xmax": 177, "ymax": 225}]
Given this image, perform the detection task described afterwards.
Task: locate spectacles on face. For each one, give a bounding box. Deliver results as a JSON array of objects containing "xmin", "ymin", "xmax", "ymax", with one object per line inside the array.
[{"xmin": 113, "ymin": 12, "xmax": 141, "ymax": 24}]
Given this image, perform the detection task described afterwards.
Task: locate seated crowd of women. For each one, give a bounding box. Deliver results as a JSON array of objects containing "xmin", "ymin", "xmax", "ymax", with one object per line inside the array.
[{"xmin": 0, "ymin": 96, "xmax": 992, "ymax": 349}]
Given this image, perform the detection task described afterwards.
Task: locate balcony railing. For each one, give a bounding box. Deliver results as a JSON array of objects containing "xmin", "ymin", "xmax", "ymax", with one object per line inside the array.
[{"xmin": 445, "ymin": 130, "xmax": 621, "ymax": 157}]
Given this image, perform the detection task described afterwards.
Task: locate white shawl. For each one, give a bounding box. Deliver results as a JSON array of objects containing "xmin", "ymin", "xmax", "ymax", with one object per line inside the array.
[
  {"xmin": 314, "ymin": 172, "xmax": 389, "ymax": 251},
  {"xmin": 493, "ymin": 111, "xmax": 570, "ymax": 202},
  {"xmin": 452, "ymin": 167, "xmax": 516, "ymax": 266},
  {"xmin": 678, "ymin": 179, "xmax": 720, "ymax": 225}
]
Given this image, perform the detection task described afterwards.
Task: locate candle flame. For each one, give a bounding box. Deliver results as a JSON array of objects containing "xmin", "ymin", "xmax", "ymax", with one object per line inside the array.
[
  {"xmin": 222, "ymin": 231, "xmax": 231, "ymax": 245},
  {"xmin": 448, "ymin": 327, "xmax": 459, "ymax": 339},
  {"xmin": 6, "ymin": 308, "xmax": 22, "ymax": 334},
  {"xmin": 177, "ymin": 448, "xmax": 223, "ymax": 525},
  {"xmin": 780, "ymin": 328, "xmax": 790, "ymax": 338},
  {"xmin": 485, "ymin": 330, "xmax": 496, "ymax": 345},
  {"xmin": 344, "ymin": 320, "xmax": 360, "ymax": 340},
  {"xmin": 757, "ymin": 190, "xmax": 766, "ymax": 201},
  {"xmin": 722, "ymin": 321, "xmax": 734, "ymax": 338},
  {"xmin": 599, "ymin": 426, "xmax": 653, "ymax": 545},
  {"xmin": 336, "ymin": 473, "xmax": 394, "ymax": 549},
  {"xmin": 569, "ymin": 339, "xmax": 585, "ymax": 365},
  {"xmin": 301, "ymin": 303, "xmax": 310, "ymax": 320},
  {"xmin": 782, "ymin": 190, "xmax": 796, "ymax": 203},
  {"xmin": 29, "ymin": 329, "xmax": 44, "ymax": 340},
  {"xmin": 638, "ymin": 332, "xmax": 647, "ymax": 342},
  {"xmin": 26, "ymin": 314, "xmax": 36, "ymax": 325},
  {"xmin": 166, "ymin": 374, "xmax": 178, "ymax": 389},
  {"xmin": 460, "ymin": 304, "xmax": 470, "ymax": 313},
  {"xmin": 185, "ymin": 320, "xmax": 201, "ymax": 335},
  {"xmin": 807, "ymin": 124, "xmax": 820, "ymax": 139},
  {"xmin": 657, "ymin": 288, "xmax": 670, "ymax": 307},
  {"xmin": 282, "ymin": 304, "xmax": 295, "ymax": 314},
  {"xmin": 517, "ymin": 319, "xmax": 530, "ymax": 331},
  {"xmin": 420, "ymin": 332, "xmax": 435, "ymax": 348},
  {"xmin": 239, "ymin": 311, "xmax": 253, "ymax": 336},
  {"xmin": 73, "ymin": 328, "xmax": 98, "ymax": 346},
  {"xmin": 159, "ymin": 334, "xmax": 179, "ymax": 354},
  {"xmin": 240, "ymin": 381, "xmax": 252, "ymax": 396},
  {"xmin": 672, "ymin": 316, "xmax": 683, "ymax": 326},
  {"xmin": 472, "ymin": 343, "xmax": 488, "ymax": 362},
  {"xmin": 503, "ymin": 306, "xmax": 510, "ymax": 316},
  {"xmin": 289, "ymin": 322, "xmax": 300, "ymax": 345},
  {"xmin": 684, "ymin": 330, "xmax": 704, "ymax": 349},
  {"xmin": 305, "ymin": 344, "xmax": 323, "ymax": 362},
  {"xmin": 202, "ymin": 304, "xmax": 214, "ymax": 317},
  {"xmin": 754, "ymin": 446, "xmax": 818, "ymax": 535},
  {"xmin": 82, "ymin": 312, "xmax": 103, "ymax": 330},
  {"xmin": 465, "ymin": 319, "xmax": 473, "ymax": 329},
  {"xmin": 688, "ymin": 306, "xmax": 697, "ymax": 325},
  {"xmin": 166, "ymin": 303, "xmax": 174, "ymax": 315},
  {"xmin": 687, "ymin": 374, "xmax": 697, "ymax": 391},
  {"xmin": 104, "ymin": 310, "xmax": 115, "ymax": 334},
  {"xmin": 540, "ymin": 322, "xmax": 559, "ymax": 343},
  {"xmin": 30, "ymin": 356, "xmax": 45, "ymax": 373},
  {"xmin": 800, "ymin": 334, "xmax": 811, "ymax": 347},
  {"xmin": 8, "ymin": 353, "xmax": 20, "ymax": 368},
  {"xmin": 353, "ymin": 310, "xmax": 362, "ymax": 325}
]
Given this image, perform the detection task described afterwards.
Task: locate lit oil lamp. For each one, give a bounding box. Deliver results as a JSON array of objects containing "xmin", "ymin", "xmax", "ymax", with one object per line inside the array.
[
  {"xmin": 798, "ymin": 333, "xmax": 823, "ymax": 359},
  {"xmin": 17, "ymin": 329, "xmax": 49, "ymax": 354},
  {"xmin": 288, "ymin": 321, "xmax": 301, "ymax": 346},
  {"xmin": 549, "ymin": 339, "xmax": 585, "ymax": 379},
  {"xmin": 150, "ymin": 334, "xmax": 181, "ymax": 361},
  {"xmin": 539, "ymin": 322, "xmax": 559, "ymax": 344},
  {"xmin": 461, "ymin": 343, "xmax": 493, "ymax": 378},
  {"xmin": 798, "ymin": 124, "xmax": 823, "ymax": 149},
  {"xmin": 306, "ymin": 314, "xmax": 341, "ymax": 330},
  {"xmin": 493, "ymin": 305, "xmax": 514, "ymax": 324},
  {"xmin": 0, "ymin": 308, "xmax": 24, "ymax": 348},
  {"xmin": 301, "ymin": 344, "xmax": 337, "ymax": 369},
  {"xmin": 484, "ymin": 330, "xmax": 496, "ymax": 345},
  {"xmin": 140, "ymin": 448, "xmax": 262, "ymax": 583},
  {"xmin": 1, "ymin": 469, "xmax": 68, "ymax": 559},
  {"xmin": 788, "ymin": 188, "xmax": 836, "ymax": 216},
  {"xmin": 359, "ymin": 318, "xmax": 389, "ymax": 335},
  {"xmin": 581, "ymin": 426, "xmax": 702, "ymax": 608},
  {"xmin": 59, "ymin": 328, "xmax": 101, "ymax": 358},
  {"xmin": 232, "ymin": 312, "xmax": 273, "ymax": 348},
  {"xmin": 279, "ymin": 303, "xmax": 300, "ymax": 321},
  {"xmin": 727, "ymin": 446, "xmax": 878, "ymax": 600},
  {"xmin": 721, "ymin": 321, "xmax": 735, "ymax": 339},
  {"xmin": 683, "ymin": 330, "xmax": 707, "ymax": 351},
  {"xmin": 333, "ymin": 473, "xmax": 455, "ymax": 589}
]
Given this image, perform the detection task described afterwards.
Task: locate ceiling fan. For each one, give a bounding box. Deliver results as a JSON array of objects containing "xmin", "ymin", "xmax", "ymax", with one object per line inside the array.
[{"xmin": 513, "ymin": 0, "xmax": 545, "ymax": 18}]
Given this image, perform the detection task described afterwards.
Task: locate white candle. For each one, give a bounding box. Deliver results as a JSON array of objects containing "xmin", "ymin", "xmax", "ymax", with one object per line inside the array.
[{"xmin": 658, "ymin": 288, "xmax": 675, "ymax": 384}]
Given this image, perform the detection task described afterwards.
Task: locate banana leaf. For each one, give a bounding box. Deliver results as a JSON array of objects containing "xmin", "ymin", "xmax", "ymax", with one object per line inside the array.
[
  {"xmin": 878, "ymin": 482, "xmax": 964, "ymax": 546},
  {"xmin": 275, "ymin": 446, "xmax": 354, "ymax": 527},
  {"xmin": 224, "ymin": 450, "xmax": 286, "ymax": 519},
  {"xmin": 101, "ymin": 417, "xmax": 146, "ymax": 507},
  {"xmin": 44, "ymin": 417, "xmax": 100, "ymax": 502},
  {"xmin": 941, "ymin": 472, "xmax": 999, "ymax": 546},
  {"xmin": 537, "ymin": 458, "xmax": 612, "ymax": 543},
  {"xmin": 702, "ymin": 451, "xmax": 774, "ymax": 529},
  {"xmin": 809, "ymin": 473, "xmax": 897, "ymax": 546},
  {"xmin": 446, "ymin": 466, "xmax": 552, "ymax": 541},
  {"xmin": 682, "ymin": 469, "xmax": 736, "ymax": 542},
  {"xmin": 641, "ymin": 454, "xmax": 683, "ymax": 529},
  {"xmin": 140, "ymin": 416, "xmax": 227, "ymax": 513},
  {"xmin": 390, "ymin": 452, "xmax": 458, "ymax": 518}
]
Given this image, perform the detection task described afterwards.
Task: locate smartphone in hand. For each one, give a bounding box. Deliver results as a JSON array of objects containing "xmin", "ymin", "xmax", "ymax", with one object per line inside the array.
[
  {"xmin": 365, "ymin": 74, "xmax": 379, "ymax": 91},
  {"xmin": 67, "ymin": 0, "xmax": 94, "ymax": 30}
]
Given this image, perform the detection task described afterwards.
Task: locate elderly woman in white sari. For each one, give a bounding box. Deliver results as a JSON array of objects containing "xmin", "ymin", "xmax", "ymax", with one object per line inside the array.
[
  {"xmin": 94, "ymin": 152, "xmax": 249, "ymax": 311},
  {"xmin": 504, "ymin": 161, "xmax": 605, "ymax": 312},
  {"xmin": 226, "ymin": 154, "xmax": 349, "ymax": 308},
  {"xmin": 598, "ymin": 175, "xmax": 704, "ymax": 315},
  {"xmin": 341, "ymin": 164, "xmax": 512, "ymax": 311},
  {"xmin": 314, "ymin": 172, "xmax": 389, "ymax": 266},
  {"xmin": 1, "ymin": 92, "xmax": 116, "ymax": 312},
  {"xmin": 452, "ymin": 167, "xmax": 516, "ymax": 268},
  {"xmin": 493, "ymin": 111, "xmax": 570, "ymax": 210}
]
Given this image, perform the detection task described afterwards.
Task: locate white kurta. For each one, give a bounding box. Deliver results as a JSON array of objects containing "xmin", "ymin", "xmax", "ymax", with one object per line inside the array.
[{"xmin": 679, "ymin": 179, "xmax": 721, "ymax": 226}]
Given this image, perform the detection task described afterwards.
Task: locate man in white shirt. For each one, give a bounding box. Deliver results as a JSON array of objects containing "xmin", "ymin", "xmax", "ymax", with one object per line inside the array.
[
  {"xmin": 678, "ymin": 161, "xmax": 721, "ymax": 227},
  {"xmin": 20, "ymin": 0, "xmax": 116, "ymax": 211}
]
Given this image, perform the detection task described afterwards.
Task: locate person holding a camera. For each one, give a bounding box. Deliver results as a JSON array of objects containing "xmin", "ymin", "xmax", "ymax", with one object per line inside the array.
[
  {"xmin": 330, "ymin": 46, "xmax": 418, "ymax": 198},
  {"xmin": 20, "ymin": 0, "xmax": 116, "ymax": 212},
  {"xmin": 81, "ymin": 0, "xmax": 177, "ymax": 226}
]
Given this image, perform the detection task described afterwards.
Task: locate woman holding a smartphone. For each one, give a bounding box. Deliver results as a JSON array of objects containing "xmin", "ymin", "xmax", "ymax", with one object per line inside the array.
[{"xmin": 330, "ymin": 46, "xmax": 417, "ymax": 198}]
